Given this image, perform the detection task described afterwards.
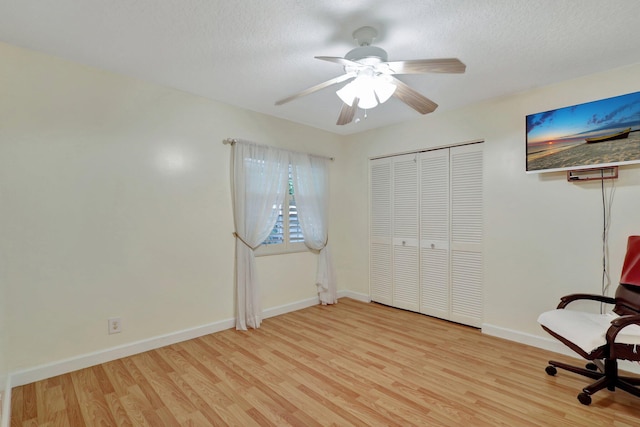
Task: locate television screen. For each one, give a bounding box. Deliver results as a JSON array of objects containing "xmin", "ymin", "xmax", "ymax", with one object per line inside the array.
[{"xmin": 526, "ymin": 91, "xmax": 640, "ymax": 173}]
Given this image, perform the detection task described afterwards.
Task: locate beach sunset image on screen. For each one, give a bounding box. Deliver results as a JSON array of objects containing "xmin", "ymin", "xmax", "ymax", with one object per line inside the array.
[{"xmin": 526, "ymin": 91, "xmax": 640, "ymax": 173}]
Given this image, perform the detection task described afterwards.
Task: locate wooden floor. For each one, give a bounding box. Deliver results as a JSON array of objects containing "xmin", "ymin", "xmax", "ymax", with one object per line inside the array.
[{"xmin": 11, "ymin": 298, "xmax": 640, "ymax": 426}]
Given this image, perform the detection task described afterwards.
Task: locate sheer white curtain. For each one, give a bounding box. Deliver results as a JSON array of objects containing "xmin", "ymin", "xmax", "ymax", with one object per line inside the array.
[
  {"xmin": 231, "ymin": 141, "xmax": 288, "ymax": 330},
  {"xmin": 290, "ymin": 152, "xmax": 337, "ymax": 304}
]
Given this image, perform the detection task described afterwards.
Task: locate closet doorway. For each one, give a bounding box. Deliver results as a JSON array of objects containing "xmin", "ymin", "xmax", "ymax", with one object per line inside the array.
[{"xmin": 369, "ymin": 142, "xmax": 483, "ymax": 327}]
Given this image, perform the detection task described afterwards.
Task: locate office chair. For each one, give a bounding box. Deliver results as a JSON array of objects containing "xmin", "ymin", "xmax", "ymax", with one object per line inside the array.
[{"xmin": 538, "ymin": 235, "xmax": 640, "ymax": 405}]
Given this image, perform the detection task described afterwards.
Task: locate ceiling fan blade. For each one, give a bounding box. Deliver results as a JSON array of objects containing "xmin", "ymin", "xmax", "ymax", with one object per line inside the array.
[
  {"xmin": 315, "ymin": 56, "xmax": 362, "ymax": 68},
  {"xmin": 385, "ymin": 58, "xmax": 466, "ymax": 74},
  {"xmin": 336, "ymin": 97, "xmax": 359, "ymax": 126},
  {"xmin": 275, "ymin": 72, "xmax": 356, "ymax": 105},
  {"xmin": 391, "ymin": 77, "xmax": 438, "ymax": 115}
]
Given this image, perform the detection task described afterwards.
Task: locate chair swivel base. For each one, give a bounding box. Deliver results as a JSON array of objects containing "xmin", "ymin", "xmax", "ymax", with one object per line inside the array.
[{"xmin": 546, "ymin": 359, "xmax": 640, "ymax": 405}]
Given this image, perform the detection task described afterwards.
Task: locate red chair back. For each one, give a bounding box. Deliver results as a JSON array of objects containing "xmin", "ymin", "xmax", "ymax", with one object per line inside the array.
[
  {"xmin": 621, "ymin": 236, "xmax": 640, "ymax": 287},
  {"xmin": 614, "ymin": 236, "xmax": 640, "ymax": 316}
]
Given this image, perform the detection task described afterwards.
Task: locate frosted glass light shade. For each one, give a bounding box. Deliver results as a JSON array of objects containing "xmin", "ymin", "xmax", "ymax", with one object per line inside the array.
[
  {"xmin": 336, "ymin": 81, "xmax": 359, "ymax": 106},
  {"xmin": 372, "ymin": 76, "xmax": 396, "ymax": 103},
  {"xmin": 336, "ymin": 75, "xmax": 396, "ymax": 110}
]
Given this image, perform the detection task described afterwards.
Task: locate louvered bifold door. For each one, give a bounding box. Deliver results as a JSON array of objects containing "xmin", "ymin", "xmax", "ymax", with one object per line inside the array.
[
  {"xmin": 450, "ymin": 144, "xmax": 483, "ymax": 327},
  {"xmin": 370, "ymin": 158, "xmax": 393, "ymax": 305},
  {"xmin": 419, "ymin": 150, "xmax": 450, "ymax": 319},
  {"xmin": 392, "ymin": 154, "xmax": 419, "ymax": 312}
]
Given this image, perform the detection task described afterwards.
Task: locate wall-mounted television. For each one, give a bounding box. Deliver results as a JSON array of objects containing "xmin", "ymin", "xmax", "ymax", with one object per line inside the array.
[{"xmin": 526, "ymin": 91, "xmax": 640, "ymax": 173}]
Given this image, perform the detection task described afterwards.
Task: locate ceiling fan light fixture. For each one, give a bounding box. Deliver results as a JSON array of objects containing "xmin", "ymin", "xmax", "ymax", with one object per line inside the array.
[
  {"xmin": 337, "ymin": 77, "xmax": 377, "ymax": 109},
  {"xmin": 356, "ymin": 88, "xmax": 378, "ymax": 110},
  {"xmin": 336, "ymin": 74, "xmax": 396, "ymax": 110}
]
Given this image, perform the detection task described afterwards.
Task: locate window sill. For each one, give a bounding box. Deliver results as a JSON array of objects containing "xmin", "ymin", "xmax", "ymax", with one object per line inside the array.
[{"xmin": 255, "ymin": 242, "xmax": 308, "ymax": 257}]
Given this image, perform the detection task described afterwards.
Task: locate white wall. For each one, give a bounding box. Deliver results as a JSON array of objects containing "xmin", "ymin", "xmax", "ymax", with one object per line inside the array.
[
  {"xmin": 2, "ymin": 37, "xmax": 640, "ymax": 384},
  {"xmin": 0, "ymin": 65, "xmax": 9, "ymax": 418},
  {"xmin": 339, "ymin": 63, "xmax": 640, "ymax": 339},
  {"xmin": 0, "ymin": 42, "xmax": 345, "ymax": 372},
  {"xmin": 0, "ymin": 273, "xmax": 6, "ymax": 417}
]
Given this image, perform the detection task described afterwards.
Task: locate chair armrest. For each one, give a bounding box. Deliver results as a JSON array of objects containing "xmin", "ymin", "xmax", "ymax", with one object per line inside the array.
[
  {"xmin": 606, "ymin": 314, "xmax": 640, "ymax": 353},
  {"xmin": 557, "ymin": 293, "xmax": 616, "ymax": 309},
  {"xmin": 609, "ymin": 314, "xmax": 640, "ymax": 329}
]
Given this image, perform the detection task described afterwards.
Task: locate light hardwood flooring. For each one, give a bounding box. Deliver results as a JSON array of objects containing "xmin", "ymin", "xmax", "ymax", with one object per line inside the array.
[{"xmin": 11, "ymin": 298, "xmax": 640, "ymax": 426}]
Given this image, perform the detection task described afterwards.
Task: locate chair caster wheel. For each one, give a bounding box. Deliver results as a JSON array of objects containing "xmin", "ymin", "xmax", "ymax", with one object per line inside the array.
[
  {"xmin": 545, "ymin": 365, "xmax": 557, "ymax": 376},
  {"xmin": 585, "ymin": 362, "xmax": 598, "ymax": 371},
  {"xmin": 578, "ymin": 392, "xmax": 592, "ymax": 405}
]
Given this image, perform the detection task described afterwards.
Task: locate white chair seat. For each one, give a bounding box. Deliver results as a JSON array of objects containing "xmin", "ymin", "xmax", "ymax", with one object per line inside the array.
[{"xmin": 538, "ymin": 309, "xmax": 640, "ymax": 354}]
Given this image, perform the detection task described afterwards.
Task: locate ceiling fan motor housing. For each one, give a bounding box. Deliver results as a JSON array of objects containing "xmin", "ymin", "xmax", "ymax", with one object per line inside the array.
[{"xmin": 345, "ymin": 46, "xmax": 388, "ymax": 64}]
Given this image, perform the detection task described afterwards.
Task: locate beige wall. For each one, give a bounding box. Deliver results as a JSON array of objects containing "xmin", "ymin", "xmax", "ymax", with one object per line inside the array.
[
  {"xmin": 0, "ymin": 42, "xmax": 345, "ymax": 371},
  {"xmin": 2, "ymin": 38, "xmax": 640, "ymax": 377},
  {"xmin": 340, "ymin": 63, "xmax": 640, "ymax": 338},
  {"xmin": 0, "ymin": 272, "xmax": 6, "ymax": 393}
]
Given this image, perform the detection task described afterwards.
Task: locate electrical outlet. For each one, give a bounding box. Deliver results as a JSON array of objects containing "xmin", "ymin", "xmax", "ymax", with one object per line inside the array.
[{"xmin": 108, "ymin": 317, "xmax": 122, "ymax": 334}]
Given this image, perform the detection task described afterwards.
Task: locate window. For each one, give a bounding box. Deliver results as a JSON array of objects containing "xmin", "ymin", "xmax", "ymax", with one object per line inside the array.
[{"xmin": 256, "ymin": 167, "xmax": 307, "ymax": 255}]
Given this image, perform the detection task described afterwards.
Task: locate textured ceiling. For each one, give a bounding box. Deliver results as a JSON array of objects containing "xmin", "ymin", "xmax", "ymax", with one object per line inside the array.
[{"xmin": 2, "ymin": 1, "xmax": 640, "ymax": 135}]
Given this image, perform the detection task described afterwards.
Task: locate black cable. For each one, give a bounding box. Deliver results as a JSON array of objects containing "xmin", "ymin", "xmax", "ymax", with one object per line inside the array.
[
  {"xmin": 601, "ymin": 170, "xmax": 606, "ymax": 312},
  {"xmin": 599, "ymin": 169, "xmax": 616, "ymax": 312},
  {"xmin": 602, "ymin": 170, "xmax": 606, "ymax": 295}
]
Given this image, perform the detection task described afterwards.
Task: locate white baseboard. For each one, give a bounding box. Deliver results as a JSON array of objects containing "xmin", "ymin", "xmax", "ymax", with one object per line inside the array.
[
  {"xmin": 338, "ymin": 289, "xmax": 371, "ymax": 303},
  {"xmin": 10, "ymin": 293, "xmax": 363, "ymax": 388},
  {"xmin": 482, "ymin": 323, "xmax": 640, "ymax": 375},
  {"xmin": 11, "ymin": 316, "xmax": 237, "ymax": 388},
  {"xmin": 482, "ymin": 323, "xmax": 579, "ymax": 357},
  {"xmin": 1, "ymin": 375, "xmax": 11, "ymax": 427},
  {"xmin": 262, "ymin": 296, "xmax": 320, "ymax": 320}
]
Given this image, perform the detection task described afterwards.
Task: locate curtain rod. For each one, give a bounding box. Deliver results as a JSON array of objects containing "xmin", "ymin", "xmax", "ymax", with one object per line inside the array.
[{"xmin": 223, "ymin": 138, "xmax": 334, "ymax": 161}]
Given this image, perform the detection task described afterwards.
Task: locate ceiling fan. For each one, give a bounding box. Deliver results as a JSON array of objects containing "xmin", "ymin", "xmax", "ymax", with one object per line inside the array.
[{"xmin": 275, "ymin": 26, "xmax": 466, "ymax": 125}]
